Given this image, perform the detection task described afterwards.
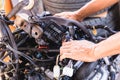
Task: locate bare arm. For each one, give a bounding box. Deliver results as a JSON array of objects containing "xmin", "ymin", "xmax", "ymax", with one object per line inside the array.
[
  {"xmin": 75, "ymin": 0, "xmax": 118, "ymax": 20},
  {"xmin": 60, "ymin": 32, "xmax": 120, "ymax": 62},
  {"xmin": 94, "ymin": 32, "xmax": 120, "ymax": 59},
  {"xmin": 55, "ymin": 0, "xmax": 118, "ymax": 21}
]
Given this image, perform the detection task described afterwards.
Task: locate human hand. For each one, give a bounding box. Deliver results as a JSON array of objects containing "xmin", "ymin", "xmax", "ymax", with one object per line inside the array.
[
  {"xmin": 60, "ymin": 40, "xmax": 97, "ymax": 62},
  {"xmin": 54, "ymin": 12, "xmax": 83, "ymax": 22}
]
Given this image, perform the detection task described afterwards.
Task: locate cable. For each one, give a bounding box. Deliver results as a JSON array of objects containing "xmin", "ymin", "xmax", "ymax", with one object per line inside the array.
[{"xmin": 4, "ymin": 42, "xmax": 37, "ymax": 67}]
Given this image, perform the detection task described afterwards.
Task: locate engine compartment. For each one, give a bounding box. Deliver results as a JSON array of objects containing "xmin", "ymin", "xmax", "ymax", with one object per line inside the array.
[{"xmin": 0, "ymin": 1, "xmax": 119, "ymax": 79}]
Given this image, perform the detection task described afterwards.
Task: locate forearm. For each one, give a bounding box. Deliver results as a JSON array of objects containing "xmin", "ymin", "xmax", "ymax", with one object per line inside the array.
[
  {"xmin": 74, "ymin": 0, "xmax": 118, "ymax": 20},
  {"xmin": 94, "ymin": 32, "xmax": 120, "ymax": 59}
]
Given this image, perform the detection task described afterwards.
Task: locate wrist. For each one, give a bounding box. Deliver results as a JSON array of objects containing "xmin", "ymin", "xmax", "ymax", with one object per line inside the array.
[
  {"xmin": 73, "ymin": 11, "xmax": 85, "ymax": 21},
  {"xmin": 92, "ymin": 43, "xmax": 108, "ymax": 61},
  {"xmin": 88, "ymin": 44, "xmax": 99, "ymax": 61},
  {"xmin": 74, "ymin": 10, "xmax": 86, "ymax": 21}
]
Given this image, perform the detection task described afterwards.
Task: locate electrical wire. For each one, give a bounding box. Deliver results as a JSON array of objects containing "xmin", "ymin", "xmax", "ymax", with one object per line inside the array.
[{"xmin": 4, "ymin": 42, "xmax": 37, "ymax": 67}]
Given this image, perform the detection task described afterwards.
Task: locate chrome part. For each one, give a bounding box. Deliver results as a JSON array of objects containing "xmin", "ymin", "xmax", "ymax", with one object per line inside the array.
[
  {"xmin": 31, "ymin": 25, "xmax": 43, "ymax": 39},
  {"xmin": 23, "ymin": 0, "xmax": 35, "ymax": 10}
]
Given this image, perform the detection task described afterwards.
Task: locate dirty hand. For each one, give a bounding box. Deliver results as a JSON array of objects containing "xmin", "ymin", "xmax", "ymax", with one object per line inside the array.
[
  {"xmin": 60, "ymin": 40, "xmax": 97, "ymax": 62},
  {"xmin": 54, "ymin": 12, "xmax": 83, "ymax": 22}
]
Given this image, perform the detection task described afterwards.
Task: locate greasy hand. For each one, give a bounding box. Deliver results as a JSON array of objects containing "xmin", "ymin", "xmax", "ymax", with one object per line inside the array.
[
  {"xmin": 54, "ymin": 12, "xmax": 82, "ymax": 22},
  {"xmin": 60, "ymin": 40, "xmax": 97, "ymax": 62}
]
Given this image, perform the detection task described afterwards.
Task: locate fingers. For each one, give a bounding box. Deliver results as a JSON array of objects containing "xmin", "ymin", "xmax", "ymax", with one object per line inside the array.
[
  {"xmin": 54, "ymin": 12, "xmax": 72, "ymax": 19},
  {"xmin": 54, "ymin": 13, "xmax": 66, "ymax": 18},
  {"xmin": 60, "ymin": 44, "xmax": 72, "ymax": 61},
  {"xmin": 60, "ymin": 46, "xmax": 70, "ymax": 56},
  {"xmin": 62, "ymin": 42, "xmax": 71, "ymax": 46},
  {"xmin": 59, "ymin": 40, "xmax": 96, "ymax": 62},
  {"xmin": 54, "ymin": 13, "xmax": 61, "ymax": 17},
  {"xmin": 60, "ymin": 53, "xmax": 73, "ymax": 61},
  {"xmin": 62, "ymin": 40, "xmax": 77, "ymax": 47},
  {"xmin": 60, "ymin": 41, "xmax": 78, "ymax": 56}
]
